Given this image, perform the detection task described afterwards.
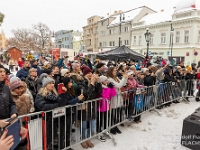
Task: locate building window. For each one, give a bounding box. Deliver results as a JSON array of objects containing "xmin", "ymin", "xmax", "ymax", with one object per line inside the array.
[
  {"xmin": 133, "ymin": 36, "xmax": 136, "ymax": 45},
  {"xmin": 124, "ymin": 40, "xmax": 129, "ymax": 45},
  {"xmin": 62, "ymin": 38, "xmax": 64, "ymax": 41},
  {"xmin": 101, "ymin": 21, "xmax": 105, "ymax": 26},
  {"xmin": 138, "ymin": 36, "xmax": 142, "ymax": 45},
  {"xmin": 109, "ymin": 29, "xmax": 115, "ymax": 34},
  {"xmin": 175, "ymin": 31, "xmax": 180, "ymax": 43},
  {"xmin": 100, "ymin": 31, "xmax": 105, "ymax": 36},
  {"xmin": 161, "ymin": 33, "xmax": 166, "ymax": 44},
  {"xmin": 96, "ymin": 27, "xmax": 98, "ymax": 33},
  {"xmin": 184, "ymin": 30, "xmax": 189, "ymax": 43},
  {"xmin": 103, "ymin": 42, "xmax": 106, "ymax": 47},
  {"xmin": 124, "ymin": 26, "xmax": 129, "ymax": 32},
  {"xmin": 91, "ymin": 28, "xmax": 93, "ymax": 34},
  {"xmin": 150, "ymin": 34, "xmax": 154, "ymax": 44},
  {"xmin": 109, "ymin": 41, "xmax": 115, "ymax": 46},
  {"xmin": 198, "ymin": 31, "xmax": 200, "ymax": 43},
  {"xmin": 99, "ymin": 42, "xmax": 102, "ymax": 47},
  {"xmin": 65, "ymin": 37, "xmax": 67, "ymax": 41}
]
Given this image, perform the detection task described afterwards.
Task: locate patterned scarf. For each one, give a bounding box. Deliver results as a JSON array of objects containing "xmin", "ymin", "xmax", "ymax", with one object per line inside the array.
[{"xmin": 45, "ymin": 92, "xmax": 58, "ymax": 101}]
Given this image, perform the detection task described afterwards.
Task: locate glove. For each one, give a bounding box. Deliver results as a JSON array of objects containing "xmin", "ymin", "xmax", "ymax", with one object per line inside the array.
[{"xmin": 107, "ymin": 82, "xmax": 114, "ymax": 88}]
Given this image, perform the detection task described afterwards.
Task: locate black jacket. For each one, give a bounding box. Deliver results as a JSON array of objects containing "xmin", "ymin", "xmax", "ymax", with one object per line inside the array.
[
  {"xmin": 25, "ymin": 76, "xmax": 37, "ymax": 100},
  {"xmin": 76, "ymin": 77, "xmax": 102, "ymax": 120},
  {"xmin": 164, "ymin": 74, "xmax": 177, "ymax": 83},
  {"xmin": 144, "ymin": 74, "xmax": 155, "ymax": 86},
  {"xmin": 35, "ymin": 93, "xmax": 66, "ymax": 111},
  {"xmin": 174, "ymin": 71, "xmax": 184, "ymax": 80},
  {"xmin": 59, "ymin": 92, "xmax": 80, "ymax": 115},
  {"xmin": 0, "ymin": 83, "xmax": 18, "ymax": 119},
  {"xmin": 53, "ymin": 74, "xmax": 62, "ymax": 90}
]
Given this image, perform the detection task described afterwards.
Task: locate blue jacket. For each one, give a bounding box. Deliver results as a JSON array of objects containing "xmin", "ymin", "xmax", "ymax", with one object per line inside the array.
[
  {"xmin": 32, "ymin": 65, "xmax": 41, "ymax": 76},
  {"xmin": 16, "ymin": 68, "xmax": 29, "ymax": 80}
]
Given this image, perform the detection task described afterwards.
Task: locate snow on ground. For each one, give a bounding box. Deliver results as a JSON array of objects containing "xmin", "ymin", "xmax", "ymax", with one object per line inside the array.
[{"xmin": 73, "ymin": 99, "xmax": 198, "ymax": 150}]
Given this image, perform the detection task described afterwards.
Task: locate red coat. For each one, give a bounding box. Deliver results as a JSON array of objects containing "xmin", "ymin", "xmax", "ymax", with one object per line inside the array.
[{"xmin": 18, "ymin": 60, "xmax": 24, "ymax": 68}]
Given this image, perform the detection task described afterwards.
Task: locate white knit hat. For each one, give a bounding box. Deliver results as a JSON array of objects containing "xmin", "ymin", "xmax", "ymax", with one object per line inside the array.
[
  {"xmin": 100, "ymin": 75, "xmax": 108, "ymax": 83},
  {"xmin": 141, "ymin": 68, "xmax": 149, "ymax": 73},
  {"xmin": 60, "ymin": 69, "xmax": 69, "ymax": 76},
  {"xmin": 44, "ymin": 61, "xmax": 50, "ymax": 66}
]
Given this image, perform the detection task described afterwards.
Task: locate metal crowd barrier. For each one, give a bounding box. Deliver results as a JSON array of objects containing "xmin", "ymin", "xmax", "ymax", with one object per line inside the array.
[{"xmin": 16, "ymin": 80, "xmax": 199, "ymax": 150}]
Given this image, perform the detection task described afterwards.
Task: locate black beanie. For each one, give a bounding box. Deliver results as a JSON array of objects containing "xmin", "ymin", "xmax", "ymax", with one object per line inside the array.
[{"xmin": 0, "ymin": 65, "xmax": 4, "ymax": 69}]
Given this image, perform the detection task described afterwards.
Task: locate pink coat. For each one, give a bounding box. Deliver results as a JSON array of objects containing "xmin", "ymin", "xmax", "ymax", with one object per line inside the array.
[
  {"xmin": 128, "ymin": 78, "xmax": 144, "ymax": 89},
  {"xmin": 98, "ymin": 85, "xmax": 117, "ymax": 112}
]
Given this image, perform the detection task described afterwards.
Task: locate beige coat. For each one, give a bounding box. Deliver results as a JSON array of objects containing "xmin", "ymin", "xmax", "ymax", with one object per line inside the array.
[{"xmin": 11, "ymin": 92, "xmax": 32, "ymax": 116}]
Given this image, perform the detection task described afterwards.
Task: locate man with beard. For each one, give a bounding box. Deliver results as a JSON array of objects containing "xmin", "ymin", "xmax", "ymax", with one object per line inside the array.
[
  {"xmin": 16, "ymin": 60, "xmax": 31, "ymax": 80},
  {"xmin": 31, "ymin": 59, "xmax": 41, "ymax": 76}
]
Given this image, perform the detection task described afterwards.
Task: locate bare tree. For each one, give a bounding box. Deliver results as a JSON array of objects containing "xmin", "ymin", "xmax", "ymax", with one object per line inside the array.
[
  {"xmin": 6, "ymin": 22, "xmax": 53, "ymax": 54},
  {"xmin": 32, "ymin": 22, "xmax": 53, "ymax": 53}
]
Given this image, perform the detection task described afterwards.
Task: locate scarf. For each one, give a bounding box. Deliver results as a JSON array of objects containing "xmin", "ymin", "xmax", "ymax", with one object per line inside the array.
[{"xmin": 45, "ymin": 92, "xmax": 58, "ymax": 101}]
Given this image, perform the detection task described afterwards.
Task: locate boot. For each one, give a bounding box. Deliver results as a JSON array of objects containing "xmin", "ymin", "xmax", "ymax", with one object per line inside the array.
[
  {"xmin": 110, "ymin": 128, "xmax": 117, "ymax": 135},
  {"xmin": 86, "ymin": 140, "xmax": 94, "ymax": 148},
  {"xmin": 115, "ymin": 126, "xmax": 122, "ymax": 134},
  {"xmin": 81, "ymin": 141, "xmax": 88, "ymax": 149}
]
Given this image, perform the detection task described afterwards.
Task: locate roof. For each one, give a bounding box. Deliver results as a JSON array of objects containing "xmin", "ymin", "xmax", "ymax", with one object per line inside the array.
[
  {"xmin": 6, "ymin": 47, "xmax": 21, "ymax": 52},
  {"xmin": 108, "ymin": 7, "xmax": 144, "ymax": 27},
  {"xmin": 175, "ymin": 0, "xmax": 200, "ymax": 13},
  {"xmin": 137, "ymin": 9, "xmax": 173, "ymax": 27}
]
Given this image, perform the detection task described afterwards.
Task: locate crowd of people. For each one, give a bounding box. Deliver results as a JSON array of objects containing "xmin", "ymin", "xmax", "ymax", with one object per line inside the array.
[{"xmin": 0, "ymin": 54, "xmax": 200, "ymax": 150}]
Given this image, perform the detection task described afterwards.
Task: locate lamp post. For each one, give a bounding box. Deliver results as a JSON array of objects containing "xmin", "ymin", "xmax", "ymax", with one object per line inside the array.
[
  {"xmin": 170, "ymin": 24, "xmax": 174, "ymax": 57},
  {"xmin": 119, "ymin": 13, "xmax": 125, "ymax": 47},
  {"xmin": 144, "ymin": 28, "xmax": 151, "ymax": 57}
]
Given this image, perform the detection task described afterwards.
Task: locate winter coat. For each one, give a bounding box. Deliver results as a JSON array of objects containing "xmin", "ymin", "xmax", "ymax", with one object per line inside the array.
[
  {"xmin": 77, "ymin": 77, "xmax": 102, "ymax": 120},
  {"xmin": 25, "ymin": 76, "xmax": 37, "ymax": 100},
  {"xmin": 98, "ymin": 84, "xmax": 116, "ymax": 112},
  {"xmin": 18, "ymin": 60, "xmax": 24, "ymax": 68},
  {"xmin": 185, "ymin": 73, "xmax": 196, "ymax": 80},
  {"xmin": 32, "ymin": 65, "xmax": 42, "ymax": 76},
  {"xmin": 144, "ymin": 74, "xmax": 155, "ymax": 86},
  {"xmin": 108, "ymin": 77, "xmax": 127, "ymax": 108},
  {"xmin": 16, "ymin": 67, "xmax": 29, "ymax": 80},
  {"xmin": 164, "ymin": 74, "xmax": 177, "ymax": 83},
  {"xmin": 59, "ymin": 92, "xmax": 80, "ymax": 115},
  {"xmin": 155, "ymin": 68, "xmax": 165, "ymax": 84},
  {"xmin": 128, "ymin": 78, "xmax": 144, "ymax": 89},
  {"xmin": 11, "ymin": 92, "xmax": 32, "ymax": 116},
  {"xmin": 35, "ymin": 93, "xmax": 66, "ymax": 111},
  {"xmin": 0, "ymin": 82, "xmax": 18, "ymax": 119}
]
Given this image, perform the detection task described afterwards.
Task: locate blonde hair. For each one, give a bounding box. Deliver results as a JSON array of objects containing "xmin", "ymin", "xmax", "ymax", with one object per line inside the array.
[
  {"xmin": 39, "ymin": 87, "xmax": 58, "ymax": 97},
  {"xmin": 197, "ymin": 67, "xmax": 200, "ymax": 73}
]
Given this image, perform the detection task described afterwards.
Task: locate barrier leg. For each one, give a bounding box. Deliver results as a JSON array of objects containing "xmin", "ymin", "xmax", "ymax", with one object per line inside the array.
[{"xmin": 42, "ymin": 112, "xmax": 47, "ymax": 150}]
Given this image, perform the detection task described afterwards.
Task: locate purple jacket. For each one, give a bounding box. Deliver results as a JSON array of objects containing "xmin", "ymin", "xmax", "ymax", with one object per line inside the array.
[{"xmin": 98, "ymin": 85, "xmax": 117, "ymax": 112}]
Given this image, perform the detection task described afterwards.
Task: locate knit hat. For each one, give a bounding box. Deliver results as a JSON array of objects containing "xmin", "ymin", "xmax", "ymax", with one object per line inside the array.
[
  {"xmin": 186, "ymin": 66, "xmax": 192, "ymax": 71},
  {"xmin": 100, "ymin": 75, "xmax": 108, "ymax": 83},
  {"xmin": 72, "ymin": 62, "xmax": 79, "ymax": 70},
  {"xmin": 141, "ymin": 68, "xmax": 149, "ymax": 73},
  {"xmin": 81, "ymin": 66, "xmax": 92, "ymax": 76},
  {"xmin": 10, "ymin": 77, "xmax": 24, "ymax": 91},
  {"xmin": 42, "ymin": 77, "xmax": 55, "ymax": 87},
  {"xmin": 62, "ymin": 76, "xmax": 72, "ymax": 87},
  {"xmin": 44, "ymin": 61, "xmax": 50, "ymax": 66},
  {"xmin": 60, "ymin": 69, "xmax": 69, "ymax": 76},
  {"xmin": 96, "ymin": 63, "xmax": 105, "ymax": 69}
]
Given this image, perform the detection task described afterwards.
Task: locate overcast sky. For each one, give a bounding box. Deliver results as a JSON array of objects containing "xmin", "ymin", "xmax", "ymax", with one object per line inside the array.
[{"xmin": 0, "ymin": 0, "xmax": 180, "ymax": 38}]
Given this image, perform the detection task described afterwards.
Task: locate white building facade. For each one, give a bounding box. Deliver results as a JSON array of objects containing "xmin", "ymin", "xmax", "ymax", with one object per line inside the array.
[{"xmin": 131, "ymin": 0, "xmax": 200, "ymax": 65}]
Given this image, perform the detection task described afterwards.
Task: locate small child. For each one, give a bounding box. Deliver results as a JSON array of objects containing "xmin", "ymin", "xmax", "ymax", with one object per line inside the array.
[{"xmin": 97, "ymin": 75, "xmax": 116, "ymax": 141}]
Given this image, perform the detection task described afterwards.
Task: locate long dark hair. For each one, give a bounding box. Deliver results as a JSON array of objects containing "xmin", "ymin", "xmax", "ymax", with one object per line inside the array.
[{"xmin": 107, "ymin": 67, "xmax": 119, "ymax": 83}]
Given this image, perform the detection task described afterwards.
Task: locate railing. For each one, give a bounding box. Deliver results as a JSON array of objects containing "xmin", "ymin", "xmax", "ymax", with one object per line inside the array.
[{"xmin": 17, "ymin": 79, "xmax": 199, "ymax": 150}]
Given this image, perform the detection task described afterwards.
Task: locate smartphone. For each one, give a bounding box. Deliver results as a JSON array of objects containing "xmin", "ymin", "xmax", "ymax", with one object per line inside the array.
[
  {"xmin": 6, "ymin": 116, "xmax": 17, "ymax": 123},
  {"xmin": 58, "ymin": 83, "xmax": 65, "ymax": 94},
  {"xmin": 81, "ymin": 89, "xmax": 83, "ymax": 95}
]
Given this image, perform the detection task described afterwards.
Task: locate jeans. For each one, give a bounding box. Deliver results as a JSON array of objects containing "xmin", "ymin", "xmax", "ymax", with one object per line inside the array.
[{"xmin": 81, "ymin": 120, "xmax": 96, "ymax": 139}]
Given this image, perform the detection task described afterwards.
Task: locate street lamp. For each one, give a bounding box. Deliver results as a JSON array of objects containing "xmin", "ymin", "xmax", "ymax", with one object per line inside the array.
[
  {"xmin": 144, "ymin": 28, "xmax": 151, "ymax": 57},
  {"xmin": 170, "ymin": 24, "xmax": 174, "ymax": 57},
  {"xmin": 119, "ymin": 13, "xmax": 125, "ymax": 47}
]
